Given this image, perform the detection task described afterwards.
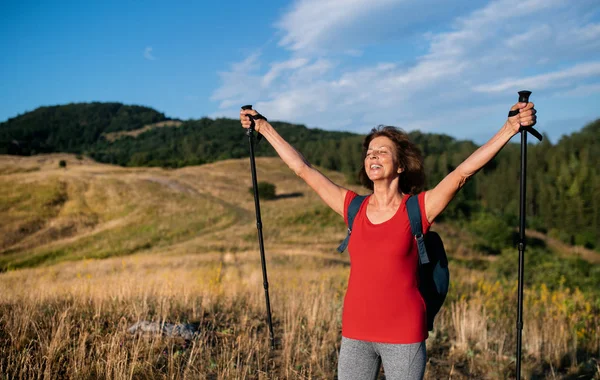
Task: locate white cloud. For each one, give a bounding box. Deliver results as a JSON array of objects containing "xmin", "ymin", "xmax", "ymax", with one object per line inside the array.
[
  {"xmin": 561, "ymin": 83, "xmax": 600, "ymax": 97},
  {"xmin": 144, "ymin": 46, "xmax": 156, "ymax": 61},
  {"xmin": 212, "ymin": 0, "xmax": 600, "ymax": 141},
  {"xmin": 473, "ymin": 62, "xmax": 600, "ymax": 93},
  {"xmin": 557, "ymin": 22, "xmax": 600, "ymax": 52},
  {"xmin": 504, "ymin": 24, "xmax": 553, "ymax": 49},
  {"xmin": 262, "ymin": 58, "xmax": 309, "ymax": 87},
  {"xmin": 274, "ymin": 0, "xmax": 486, "ymax": 54},
  {"xmin": 276, "ymin": 0, "xmax": 402, "ymax": 52},
  {"xmin": 290, "ymin": 59, "xmax": 335, "ymax": 83},
  {"xmin": 573, "ymin": 23, "xmax": 600, "ymax": 42},
  {"xmin": 211, "ymin": 53, "xmax": 262, "ymax": 109},
  {"xmin": 344, "ymin": 49, "xmax": 363, "ymax": 57}
]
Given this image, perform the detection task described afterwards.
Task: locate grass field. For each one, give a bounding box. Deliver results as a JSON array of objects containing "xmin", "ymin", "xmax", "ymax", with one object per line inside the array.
[{"xmin": 1, "ymin": 154, "xmax": 598, "ymax": 379}]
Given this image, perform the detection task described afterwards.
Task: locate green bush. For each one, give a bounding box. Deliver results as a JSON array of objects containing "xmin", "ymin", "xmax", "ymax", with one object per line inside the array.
[
  {"xmin": 548, "ymin": 228, "xmax": 573, "ymax": 245},
  {"xmin": 492, "ymin": 247, "xmax": 600, "ymax": 299},
  {"xmin": 59, "ymin": 160, "xmax": 67, "ymax": 169},
  {"xmin": 575, "ymin": 231, "xmax": 596, "ymax": 249},
  {"xmin": 468, "ymin": 212, "xmax": 514, "ymax": 254},
  {"xmin": 249, "ymin": 182, "xmax": 276, "ymax": 200}
]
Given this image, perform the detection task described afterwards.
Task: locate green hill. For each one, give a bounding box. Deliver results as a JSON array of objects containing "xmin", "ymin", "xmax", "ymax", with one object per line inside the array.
[
  {"xmin": 0, "ymin": 154, "xmax": 353, "ymax": 271},
  {"xmin": 1, "ymin": 103, "xmax": 599, "ymax": 249},
  {"xmin": 1, "ymin": 154, "xmax": 599, "ymax": 295},
  {"xmin": 0, "ymin": 103, "xmax": 170, "ymax": 156}
]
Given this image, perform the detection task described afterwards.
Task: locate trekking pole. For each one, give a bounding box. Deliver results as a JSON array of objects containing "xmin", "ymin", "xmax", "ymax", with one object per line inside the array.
[
  {"xmin": 513, "ymin": 90, "xmax": 542, "ymax": 379},
  {"xmin": 241, "ymin": 104, "xmax": 275, "ymax": 350}
]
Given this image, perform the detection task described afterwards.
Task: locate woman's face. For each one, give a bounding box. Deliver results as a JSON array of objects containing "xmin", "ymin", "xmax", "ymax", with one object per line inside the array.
[{"xmin": 365, "ymin": 136, "xmax": 402, "ymax": 182}]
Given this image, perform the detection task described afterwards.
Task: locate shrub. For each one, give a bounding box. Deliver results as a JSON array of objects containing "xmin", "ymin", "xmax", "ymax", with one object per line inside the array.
[
  {"xmin": 468, "ymin": 212, "xmax": 513, "ymax": 254},
  {"xmin": 548, "ymin": 228, "xmax": 573, "ymax": 245},
  {"xmin": 249, "ymin": 182, "xmax": 276, "ymax": 200},
  {"xmin": 575, "ymin": 231, "xmax": 596, "ymax": 249},
  {"xmin": 492, "ymin": 247, "xmax": 600, "ymax": 298},
  {"xmin": 59, "ymin": 160, "xmax": 67, "ymax": 169}
]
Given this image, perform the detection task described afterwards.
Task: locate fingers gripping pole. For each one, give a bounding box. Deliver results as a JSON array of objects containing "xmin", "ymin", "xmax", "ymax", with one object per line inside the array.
[
  {"xmin": 242, "ymin": 105, "xmax": 275, "ymax": 350},
  {"xmin": 241, "ymin": 105, "xmax": 265, "ymax": 143},
  {"xmin": 241, "ymin": 105, "xmax": 255, "ymax": 132},
  {"xmin": 507, "ymin": 91, "xmax": 543, "ymax": 141}
]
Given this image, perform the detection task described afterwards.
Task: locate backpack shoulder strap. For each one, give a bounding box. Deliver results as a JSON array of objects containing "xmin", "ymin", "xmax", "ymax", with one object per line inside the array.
[
  {"xmin": 337, "ymin": 195, "xmax": 367, "ymax": 253},
  {"xmin": 406, "ymin": 195, "xmax": 430, "ymax": 264}
]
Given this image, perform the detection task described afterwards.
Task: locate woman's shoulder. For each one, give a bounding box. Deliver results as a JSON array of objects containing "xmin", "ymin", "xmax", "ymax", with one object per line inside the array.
[
  {"xmin": 343, "ymin": 190, "xmax": 370, "ymax": 224},
  {"xmin": 345, "ymin": 190, "xmax": 373, "ymax": 204},
  {"xmin": 345, "ymin": 189, "xmax": 358, "ymax": 200}
]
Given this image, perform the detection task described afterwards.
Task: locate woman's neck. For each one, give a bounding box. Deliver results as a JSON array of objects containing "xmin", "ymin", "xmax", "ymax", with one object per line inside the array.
[{"xmin": 371, "ymin": 178, "xmax": 403, "ymax": 209}]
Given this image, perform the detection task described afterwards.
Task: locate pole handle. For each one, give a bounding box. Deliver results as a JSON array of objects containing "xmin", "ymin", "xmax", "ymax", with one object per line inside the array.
[
  {"xmin": 508, "ymin": 90, "xmax": 542, "ymax": 141},
  {"xmin": 518, "ymin": 90, "xmax": 531, "ymax": 103},
  {"xmin": 241, "ymin": 105, "xmax": 267, "ymax": 142}
]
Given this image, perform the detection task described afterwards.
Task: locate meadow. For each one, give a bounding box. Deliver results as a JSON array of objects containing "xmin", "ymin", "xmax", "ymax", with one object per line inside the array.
[{"xmin": 1, "ymin": 154, "xmax": 598, "ymax": 379}]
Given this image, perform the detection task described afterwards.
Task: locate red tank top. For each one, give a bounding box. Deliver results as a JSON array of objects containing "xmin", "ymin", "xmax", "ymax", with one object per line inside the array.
[{"xmin": 342, "ymin": 190, "xmax": 431, "ymax": 343}]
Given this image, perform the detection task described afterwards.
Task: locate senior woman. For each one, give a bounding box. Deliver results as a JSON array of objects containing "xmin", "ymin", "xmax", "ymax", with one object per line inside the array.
[{"xmin": 240, "ymin": 101, "xmax": 536, "ymax": 380}]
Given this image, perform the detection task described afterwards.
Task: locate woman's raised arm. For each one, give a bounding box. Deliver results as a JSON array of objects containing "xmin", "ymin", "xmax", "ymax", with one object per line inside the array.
[
  {"xmin": 424, "ymin": 101, "xmax": 537, "ymax": 223},
  {"xmin": 241, "ymin": 109, "xmax": 348, "ymax": 216}
]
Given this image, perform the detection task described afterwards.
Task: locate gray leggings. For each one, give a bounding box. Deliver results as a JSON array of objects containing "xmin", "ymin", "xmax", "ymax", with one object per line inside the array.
[{"xmin": 338, "ymin": 337, "xmax": 426, "ymax": 380}]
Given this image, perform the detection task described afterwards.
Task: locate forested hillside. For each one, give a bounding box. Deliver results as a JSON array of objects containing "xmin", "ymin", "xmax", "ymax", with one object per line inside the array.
[
  {"xmin": 1, "ymin": 103, "xmax": 598, "ymax": 249},
  {"xmin": 0, "ymin": 103, "xmax": 169, "ymax": 155}
]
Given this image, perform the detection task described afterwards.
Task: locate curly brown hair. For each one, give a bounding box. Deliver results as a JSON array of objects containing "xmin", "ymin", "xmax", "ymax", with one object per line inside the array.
[{"xmin": 358, "ymin": 126, "xmax": 425, "ymax": 195}]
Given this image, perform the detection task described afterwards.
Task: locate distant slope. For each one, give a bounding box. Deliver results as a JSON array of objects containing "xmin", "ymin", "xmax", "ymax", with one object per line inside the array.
[
  {"xmin": 1, "ymin": 103, "xmax": 598, "ymax": 250},
  {"xmin": 0, "ymin": 154, "xmax": 355, "ymax": 270},
  {"xmin": 0, "ymin": 154, "xmax": 237, "ymax": 269},
  {"xmin": 1, "ymin": 154, "xmax": 598, "ymax": 300},
  {"xmin": 0, "ymin": 103, "xmax": 169, "ymax": 155}
]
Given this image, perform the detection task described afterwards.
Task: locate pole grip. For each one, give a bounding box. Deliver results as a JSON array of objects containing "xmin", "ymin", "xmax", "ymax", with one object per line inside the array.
[
  {"xmin": 508, "ymin": 91, "xmax": 542, "ymax": 141},
  {"xmin": 241, "ymin": 105, "xmax": 266, "ymax": 142},
  {"xmin": 518, "ymin": 90, "xmax": 531, "ymax": 103}
]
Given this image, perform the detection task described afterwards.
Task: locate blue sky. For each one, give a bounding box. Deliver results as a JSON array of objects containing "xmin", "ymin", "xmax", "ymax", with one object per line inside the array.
[{"xmin": 1, "ymin": 0, "xmax": 599, "ymax": 143}]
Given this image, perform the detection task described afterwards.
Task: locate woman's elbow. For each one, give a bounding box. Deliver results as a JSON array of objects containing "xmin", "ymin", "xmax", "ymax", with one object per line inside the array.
[
  {"xmin": 451, "ymin": 169, "xmax": 471, "ymax": 190},
  {"xmin": 292, "ymin": 162, "xmax": 311, "ymax": 178}
]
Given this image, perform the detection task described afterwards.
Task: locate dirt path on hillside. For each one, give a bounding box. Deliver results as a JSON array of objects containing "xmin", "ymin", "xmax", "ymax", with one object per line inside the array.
[{"xmin": 526, "ymin": 229, "xmax": 600, "ymax": 264}]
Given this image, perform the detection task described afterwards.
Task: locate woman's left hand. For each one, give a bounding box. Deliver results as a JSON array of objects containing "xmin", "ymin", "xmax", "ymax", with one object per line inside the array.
[{"xmin": 506, "ymin": 102, "xmax": 537, "ymax": 134}]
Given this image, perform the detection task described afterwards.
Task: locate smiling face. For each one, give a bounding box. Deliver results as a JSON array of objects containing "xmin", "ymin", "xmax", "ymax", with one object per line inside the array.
[
  {"xmin": 359, "ymin": 126, "xmax": 425, "ymax": 194},
  {"xmin": 365, "ymin": 136, "xmax": 403, "ymax": 182}
]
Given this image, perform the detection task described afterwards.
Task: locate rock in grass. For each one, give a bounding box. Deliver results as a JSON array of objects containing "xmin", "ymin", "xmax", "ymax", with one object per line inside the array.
[{"xmin": 128, "ymin": 321, "xmax": 198, "ymax": 340}]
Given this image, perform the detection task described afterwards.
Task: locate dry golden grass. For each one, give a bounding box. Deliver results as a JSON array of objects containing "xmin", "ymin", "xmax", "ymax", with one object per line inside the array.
[
  {"xmin": 0, "ymin": 252, "xmax": 347, "ymax": 379},
  {"xmin": 1, "ymin": 154, "xmax": 598, "ymax": 379}
]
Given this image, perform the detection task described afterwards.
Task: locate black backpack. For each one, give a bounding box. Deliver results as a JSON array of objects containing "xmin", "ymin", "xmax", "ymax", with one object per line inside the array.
[{"xmin": 337, "ymin": 194, "xmax": 449, "ymax": 331}]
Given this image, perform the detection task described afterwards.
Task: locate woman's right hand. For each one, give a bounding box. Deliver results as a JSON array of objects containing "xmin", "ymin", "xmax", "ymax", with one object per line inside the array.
[{"xmin": 240, "ymin": 109, "xmax": 268, "ymax": 134}]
